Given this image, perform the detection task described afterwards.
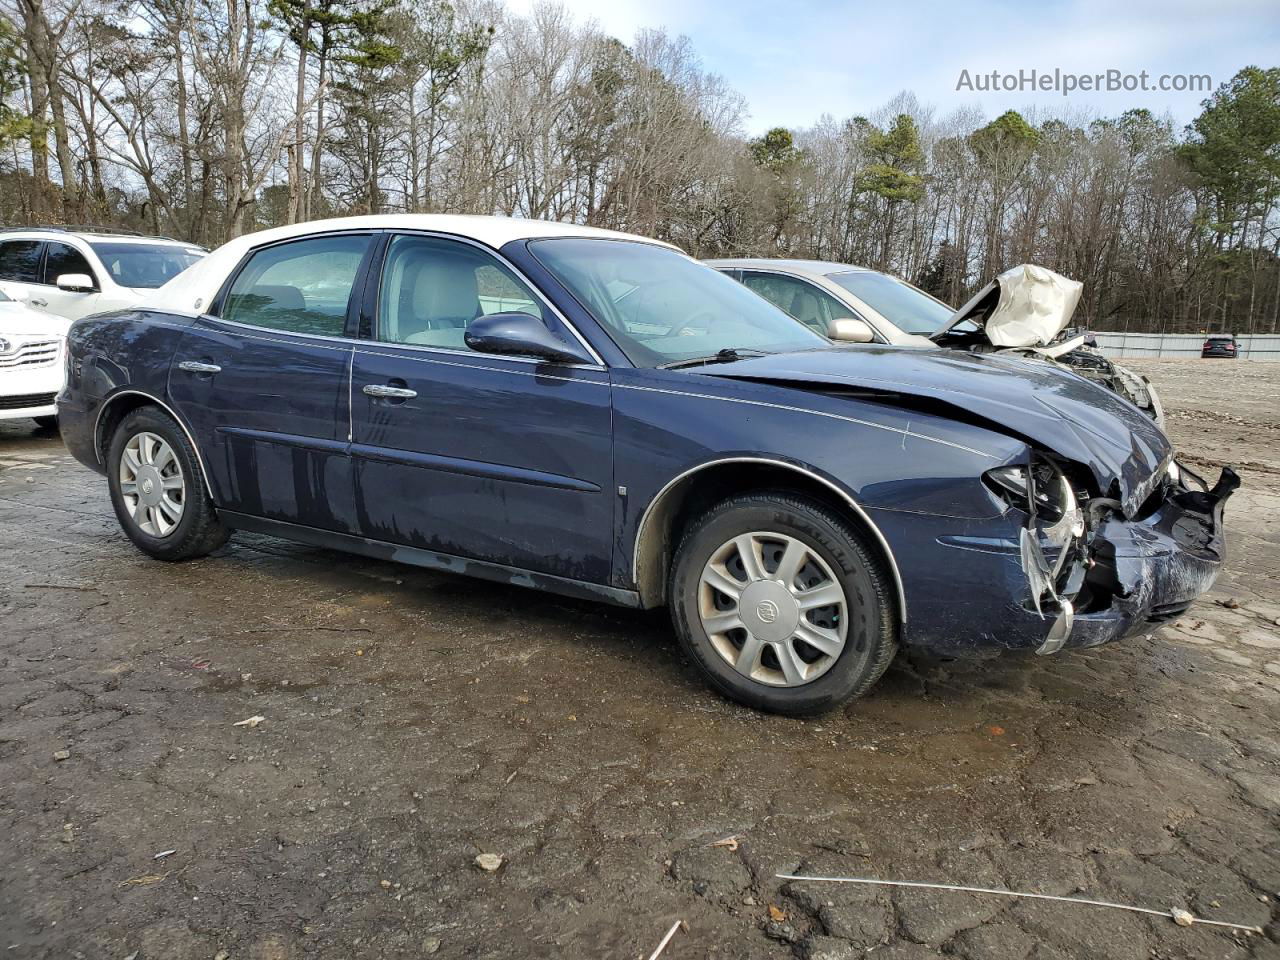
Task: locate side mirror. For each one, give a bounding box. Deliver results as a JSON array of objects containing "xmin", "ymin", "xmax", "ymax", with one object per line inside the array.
[
  {"xmin": 464, "ymin": 312, "xmax": 594, "ymax": 365},
  {"xmin": 56, "ymin": 273, "xmax": 96, "ymax": 293},
  {"xmin": 828, "ymin": 317, "xmax": 875, "ymax": 343}
]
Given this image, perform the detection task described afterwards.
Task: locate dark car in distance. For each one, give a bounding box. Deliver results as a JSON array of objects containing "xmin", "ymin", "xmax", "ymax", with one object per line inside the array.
[
  {"xmin": 1202, "ymin": 335, "xmax": 1239, "ymax": 358},
  {"xmin": 58, "ymin": 216, "xmax": 1238, "ymax": 714}
]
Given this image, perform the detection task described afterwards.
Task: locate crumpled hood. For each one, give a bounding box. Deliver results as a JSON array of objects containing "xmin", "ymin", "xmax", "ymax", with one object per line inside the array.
[
  {"xmin": 698, "ymin": 346, "xmax": 1172, "ymax": 516},
  {"xmin": 932, "ymin": 264, "xmax": 1082, "ymax": 348}
]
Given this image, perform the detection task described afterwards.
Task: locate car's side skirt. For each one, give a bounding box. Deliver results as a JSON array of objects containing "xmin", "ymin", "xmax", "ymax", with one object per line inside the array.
[{"xmin": 219, "ymin": 511, "xmax": 643, "ymax": 609}]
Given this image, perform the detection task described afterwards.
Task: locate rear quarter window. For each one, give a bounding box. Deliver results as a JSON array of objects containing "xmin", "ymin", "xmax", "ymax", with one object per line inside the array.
[{"xmin": 0, "ymin": 240, "xmax": 43, "ymax": 282}]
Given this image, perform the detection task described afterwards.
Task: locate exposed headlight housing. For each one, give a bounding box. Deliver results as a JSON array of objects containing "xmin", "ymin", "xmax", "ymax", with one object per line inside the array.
[
  {"xmin": 984, "ymin": 457, "xmax": 1077, "ymax": 526},
  {"xmin": 987, "ymin": 455, "xmax": 1087, "ymax": 618}
]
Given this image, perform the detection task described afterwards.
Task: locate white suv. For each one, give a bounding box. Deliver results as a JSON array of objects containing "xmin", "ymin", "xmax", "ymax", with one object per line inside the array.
[{"xmin": 0, "ymin": 227, "xmax": 205, "ymax": 323}]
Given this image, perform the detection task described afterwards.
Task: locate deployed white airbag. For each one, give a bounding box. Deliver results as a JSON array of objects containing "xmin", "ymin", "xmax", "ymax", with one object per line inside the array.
[{"xmin": 936, "ymin": 264, "xmax": 1083, "ymax": 348}]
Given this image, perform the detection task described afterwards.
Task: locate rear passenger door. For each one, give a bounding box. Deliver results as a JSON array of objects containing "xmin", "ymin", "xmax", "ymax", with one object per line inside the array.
[
  {"xmin": 168, "ymin": 232, "xmax": 377, "ymax": 534},
  {"xmin": 349, "ymin": 232, "xmax": 615, "ymax": 583}
]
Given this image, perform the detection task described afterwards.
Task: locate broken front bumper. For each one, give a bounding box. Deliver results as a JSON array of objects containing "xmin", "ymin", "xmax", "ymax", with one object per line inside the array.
[
  {"xmin": 1052, "ymin": 465, "xmax": 1239, "ymax": 651},
  {"xmin": 887, "ymin": 465, "xmax": 1239, "ymax": 657}
]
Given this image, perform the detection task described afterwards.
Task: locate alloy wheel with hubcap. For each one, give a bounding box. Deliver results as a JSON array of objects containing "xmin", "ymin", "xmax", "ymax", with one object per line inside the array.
[
  {"xmin": 118, "ymin": 431, "xmax": 186, "ymax": 537},
  {"xmin": 699, "ymin": 531, "xmax": 847, "ymax": 687},
  {"xmin": 672, "ymin": 492, "xmax": 897, "ymax": 714},
  {"xmin": 107, "ymin": 406, "xmax": 228, "ymax": 562}
]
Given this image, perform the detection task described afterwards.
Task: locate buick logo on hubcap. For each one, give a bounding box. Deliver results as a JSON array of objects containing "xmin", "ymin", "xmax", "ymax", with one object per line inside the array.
[
  {"xmin": 755, "ymin": 599, "xmax": 779, "ymax": 623},
  {"xmin": 141, "ymin": 478, "xmax": 154, "ymax": 495}
]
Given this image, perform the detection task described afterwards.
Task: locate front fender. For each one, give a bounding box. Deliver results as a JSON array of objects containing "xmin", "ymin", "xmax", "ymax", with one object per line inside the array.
[{"xmin": 612, "ymin": 368, "xmax": 1030, "ymax": 605}]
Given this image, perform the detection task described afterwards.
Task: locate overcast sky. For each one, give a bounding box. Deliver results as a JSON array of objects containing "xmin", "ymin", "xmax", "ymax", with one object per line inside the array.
[{"xmin": 506, "ymin": 0, "xmax": 1280, "ymax": 133}]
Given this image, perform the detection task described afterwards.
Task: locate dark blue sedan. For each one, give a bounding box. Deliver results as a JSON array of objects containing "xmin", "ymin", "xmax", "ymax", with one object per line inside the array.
[{"xmin": 58, "ymin": 216, "xmax": 1237, "ymax": 714}]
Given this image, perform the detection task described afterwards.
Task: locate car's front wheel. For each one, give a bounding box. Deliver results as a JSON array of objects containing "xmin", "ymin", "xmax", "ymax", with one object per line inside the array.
[
  {"xmin": 670, "ymin": 492, "xmax": 898, "ymax": 715},
  {"xmin": 107, "ymin": 406, "xmax": 229, "ymax": 561}
]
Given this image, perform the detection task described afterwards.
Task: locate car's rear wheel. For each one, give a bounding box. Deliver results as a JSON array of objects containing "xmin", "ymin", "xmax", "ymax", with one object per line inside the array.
[
  {"xmin": 670, "ymin": 492, "xmax": 898, "ymax": 715},
  {"xmin": 107, "ymin": 406, "xmax": 229, "ymax": 561}
]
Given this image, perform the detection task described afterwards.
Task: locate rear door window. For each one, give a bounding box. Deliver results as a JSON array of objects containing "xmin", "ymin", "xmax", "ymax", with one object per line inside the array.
[
  {"xmin": 0, "ymin": 240, "xmax": 44, "ymax": 282},
  {"xmin": 219, "ymin": 234, "xmax": 373, "ymax": 336},
  {"xmin": 43, "ymin": 242, "xmax": 97, "ymax": 287}
]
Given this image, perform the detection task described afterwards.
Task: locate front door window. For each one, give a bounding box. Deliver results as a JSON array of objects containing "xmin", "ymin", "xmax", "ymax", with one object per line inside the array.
[
  {"xmin": 376, "ymin": 234, "xmax": 545, "ymax": 349},
  {"xmin": 742, "ymin": 272, "xmax": 855, "ymax": 336},
  {"xmin": 43, "ymin": 242, "xmax": 97, "ymax": 288}
]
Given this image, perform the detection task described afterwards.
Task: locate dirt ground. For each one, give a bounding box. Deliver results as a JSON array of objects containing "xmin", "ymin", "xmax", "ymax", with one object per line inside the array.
[{"xmin": 1, "ymin": 358, "xmax": 1278, "ymax": 960}]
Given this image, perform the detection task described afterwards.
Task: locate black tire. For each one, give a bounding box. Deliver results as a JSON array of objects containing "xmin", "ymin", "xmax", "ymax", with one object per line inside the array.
[
  {"xmin": 106, "ymin": 406, "xmax": 229, "ymax": 561},
  {"xmin": 670, "ymin": 492, "xmax": 898, "ymax": 715},
  {"xmin": 34, "ymin": 415, "xmax": 58, "ymax": 430}
]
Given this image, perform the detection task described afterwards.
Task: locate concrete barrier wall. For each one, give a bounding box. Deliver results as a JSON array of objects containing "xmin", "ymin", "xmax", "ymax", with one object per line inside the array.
[{"xmin": 1094, "ymin": 332, "xmax": 1280, "ymax": 359}]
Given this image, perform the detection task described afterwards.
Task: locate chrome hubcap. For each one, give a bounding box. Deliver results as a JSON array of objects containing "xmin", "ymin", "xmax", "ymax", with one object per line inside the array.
[
  {"xmin": 119, "ymin": 432, "xmax": 185, "ymax": 537},
  {"xmin": 698, "ymin": 532, "xmax": 848, "ymax": 687}
]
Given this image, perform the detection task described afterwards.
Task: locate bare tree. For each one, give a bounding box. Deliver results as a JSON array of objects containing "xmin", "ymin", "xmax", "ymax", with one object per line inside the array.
[{"xmin": 1, "ymin": 0, "xmax": 1274, "ymax": 333}]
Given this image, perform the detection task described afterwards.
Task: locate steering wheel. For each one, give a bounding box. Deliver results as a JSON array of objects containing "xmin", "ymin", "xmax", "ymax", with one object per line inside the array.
[{"xmin": 665, "ymin": 308, "xmax": 719, "ymax": 338}]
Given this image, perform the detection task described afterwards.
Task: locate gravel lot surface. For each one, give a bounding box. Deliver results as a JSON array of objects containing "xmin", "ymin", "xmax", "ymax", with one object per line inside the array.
[{"xmin": 1, "ymin": 358, "xmax": 1278, "ymax": 960}]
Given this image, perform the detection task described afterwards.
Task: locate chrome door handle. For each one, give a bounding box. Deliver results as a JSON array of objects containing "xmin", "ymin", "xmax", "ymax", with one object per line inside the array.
[
  {"xmin": 29, "ymin": 297, "xmax": 47, "ymax": 307},
  {"xmin": 178, "ymin": 360, "xmax": 222, "ymax": 374},
  {"xmin": 363, "ymin": 384, "xmax": 417, "ymax": 399}
]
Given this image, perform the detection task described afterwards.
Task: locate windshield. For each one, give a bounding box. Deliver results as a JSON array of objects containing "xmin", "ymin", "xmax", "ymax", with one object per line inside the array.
[
  {"xmin": 89, "ymin": 242, "xmax": 205, "ymax": 289},
  {"xmin": 529, "ymin": 239, "xmax": 828, "ymax": 367},
  {"xmin": 828, "ymin": 271, "xmax": 953, "ymax": 335}
]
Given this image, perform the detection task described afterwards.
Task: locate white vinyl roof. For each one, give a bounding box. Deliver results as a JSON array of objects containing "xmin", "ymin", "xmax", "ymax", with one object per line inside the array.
[{"xmin": 141, "ymin": 214, "xmax": 673, "ymax": 316}]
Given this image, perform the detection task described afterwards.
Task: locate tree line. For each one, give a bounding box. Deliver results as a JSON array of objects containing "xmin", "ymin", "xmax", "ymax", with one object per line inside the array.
[{"xmin": 1, "ymin": 0, "xmax": 1278, "ymax": 333}]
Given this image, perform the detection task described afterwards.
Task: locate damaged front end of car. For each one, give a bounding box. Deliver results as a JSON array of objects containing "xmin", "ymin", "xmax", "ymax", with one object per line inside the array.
[
  {"xmin": 987, "ymin": 451, "xmax": 1239, "ymax": 656},
  {"xmin": 697, "ymin": 344, "xmax": 1236, "ymax": 659},
  {"xmin": 984, "ymin": 456, "xmax": 1086, "ymax": 653},
  {"xmin": 930, "ymin": 264, "xmax": 1165, "ymax": 426},
  {"xmin": 1048, "ymin": 347, "xmax": 1166, "ymax": 428}
]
